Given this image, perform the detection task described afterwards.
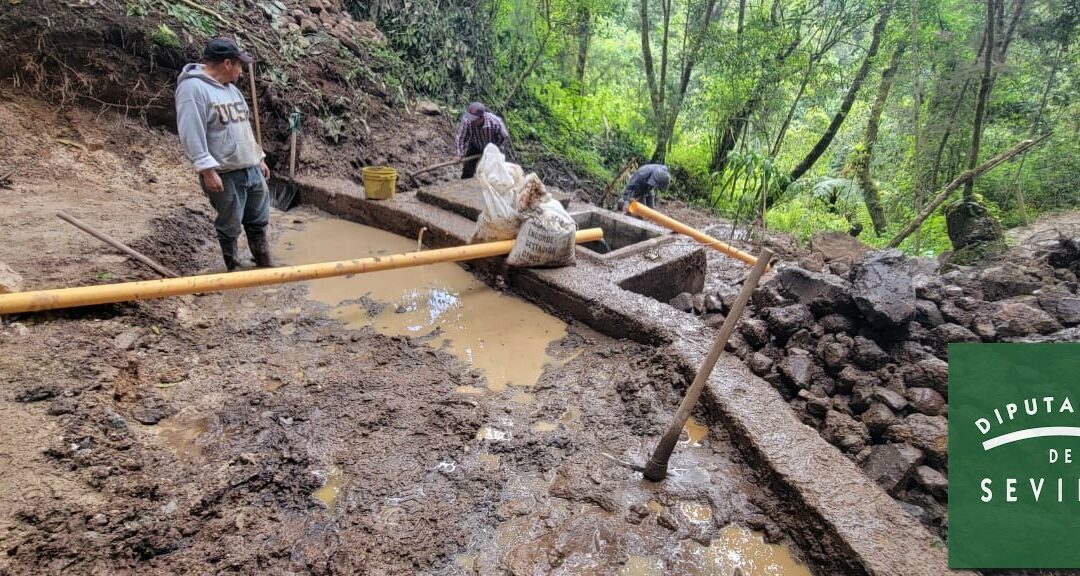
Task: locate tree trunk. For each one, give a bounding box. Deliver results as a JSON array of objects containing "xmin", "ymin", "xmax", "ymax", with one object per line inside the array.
[
  {"xmin": 784, "ymin": 2, "xmax": 892, "ymax": 192},
  {"xmin": 1010, "ymin": 45, "xmax": 1063, "ymax": 223},
  {"xmin": 711, "ymin": 37, "xmax": 800, "ymax": 173},
  {"xmin": 772, "ymin": 64, "xmax": 813, "ymax": 156},
  {"xmin": 962, "ymin": 0, "xmax": 996, "ymax": 202},
  {"xmin": 912, "ymin": 0, "xmax": 924, "ymax": 252},
  {"xmin": 854, "ymin": 42, "xmax": 906, "ymax": 235},
  {"xmin": 888, "ymin": 135, "xmax": 1047, "ymax": 248},
  {"xmin": 575, "ymin": 6, "xmax": 591, "ymax": 98},
  {"xmin": 644, "ymin": 0, "xmax": 719, "ymax": 162}
]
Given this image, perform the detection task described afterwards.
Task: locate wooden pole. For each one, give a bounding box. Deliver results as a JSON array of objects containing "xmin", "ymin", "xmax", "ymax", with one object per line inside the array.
[
  {"xmin": 0, "ymin": 229, "xmax": 604, "ymax": 315},
  {"xmin": 57, "ymin": 212, "xmax": 179, "ymax": 278},
  {"xmin": 886, "ymin": 134, "xmax": 1048, "ymax": 248},
  {"xmin": 643, "ymin": 246, "xmax": 773, "ymax": 481},
  {"xmin": 408, "ymin": 155, "xmax": 482, "ymax": 180},
  {"xmin": 248, "ymin": 62, "xmax": 262, "ymax": 148},
  {"xmin": 629, "ymin": 201, "xmax": 767, "ymax": 270}
]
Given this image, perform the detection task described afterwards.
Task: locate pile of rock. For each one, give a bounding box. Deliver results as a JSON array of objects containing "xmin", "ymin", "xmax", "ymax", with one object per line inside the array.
[
  {"xmin": 670, "ymin": 232, "xmax": 1080, "ymax": 535},
  {"xmin": 275, "ymin": 0, "xmax": 385, "ymax": 50}
]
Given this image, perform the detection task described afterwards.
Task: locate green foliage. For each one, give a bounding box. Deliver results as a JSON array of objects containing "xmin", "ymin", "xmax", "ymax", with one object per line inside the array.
[
  {"xmin": 344, "ymin": 0, "xmax": 497, "ymax": 100},
  {"xmin": 162, "ymin": 1, "xmax": 216, "ymax": 36},
  {"xmin": 356, "ymin": 0, "xmax": 1077, "ymax": 258},
  {"xmin": 320, "ymin": 114, "xmax": 346, "ymax": 143},
  {"xmin": 126, "ymin": 1, "xmax": 149, "ymax": 17},
  {"xmin": 150, "ymin": 23, "xmax": 181, "ymax": 48}
]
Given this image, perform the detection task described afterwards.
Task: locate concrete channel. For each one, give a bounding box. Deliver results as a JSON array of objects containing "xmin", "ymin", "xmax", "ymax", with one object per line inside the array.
[{"xmin": 294, "ymin": 175, "xmax": 968, "ymax": 576}]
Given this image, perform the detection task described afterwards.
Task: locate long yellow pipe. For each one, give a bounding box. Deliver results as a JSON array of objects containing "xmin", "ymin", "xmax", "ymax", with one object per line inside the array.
[
  {"xmin": 628, "ymin": 201, "xmax": 769, "ymax": 271},
  {"xmin": 0, "ymin": 228, "xmax": 604, "ymax": 314}
]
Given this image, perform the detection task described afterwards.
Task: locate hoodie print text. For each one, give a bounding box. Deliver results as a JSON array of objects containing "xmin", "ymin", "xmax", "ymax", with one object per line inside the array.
[{"xmin": 211, "ymin": 101, "xmax": 251, "ymax": 125}]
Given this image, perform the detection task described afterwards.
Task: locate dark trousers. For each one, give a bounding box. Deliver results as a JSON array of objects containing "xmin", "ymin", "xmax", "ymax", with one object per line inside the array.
[
  {"xmin": 203, "ymin": 166, "xmax": 270, "ymax": 242},
  {"xmin": 461, "ymin": 145, "xmax": 484, "ymax": 179}
]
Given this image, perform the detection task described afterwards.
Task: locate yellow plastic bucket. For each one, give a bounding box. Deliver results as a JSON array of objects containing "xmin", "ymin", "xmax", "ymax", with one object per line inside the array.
[{"xmin": 361, "ymin": 166, "xmax": 397, "ymax": 200}]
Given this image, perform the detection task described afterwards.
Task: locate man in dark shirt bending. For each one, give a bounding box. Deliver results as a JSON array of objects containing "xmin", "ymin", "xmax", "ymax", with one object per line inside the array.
[
  {"xmin": 618, "ymin": 164, "xmax": 670, "ymax": 212},
  {"xmin": 455, "ymin": 102, "xmax": 510, "ymax": 179}
]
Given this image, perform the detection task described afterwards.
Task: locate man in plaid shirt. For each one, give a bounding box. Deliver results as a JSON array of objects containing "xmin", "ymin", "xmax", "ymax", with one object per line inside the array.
[{"xmin": 455, "ymin": 102, "xmax": 510, "ymax": 179}]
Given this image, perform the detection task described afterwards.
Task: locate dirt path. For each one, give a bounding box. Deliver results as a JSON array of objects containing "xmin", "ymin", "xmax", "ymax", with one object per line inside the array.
[{"xmin": 0, "ymin": 94, "xmax": 810, "ymax": 574}]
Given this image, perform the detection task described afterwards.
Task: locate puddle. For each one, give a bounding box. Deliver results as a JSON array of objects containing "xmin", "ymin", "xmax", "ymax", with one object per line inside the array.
[
  {"xmin": 157, "ymin": 416, "xmax": 209, "ymax": 459},
  {"xmin": 314, "ymin": 467, "xmax": 345, "ymax": 508},
  {"xmin": 278, "ymin": 219, "xmax": 567, "ymax": 391},
  {"xmin": 679, "ymin": 501, "xmax": 713, "ymax": 524},
  {"xmin": 680, "ymin": 416, "xmax": 709, "ymax": 446},
  {"xmin": 671, "ymin": 524, "xmax": 812, "ymax": 575}
]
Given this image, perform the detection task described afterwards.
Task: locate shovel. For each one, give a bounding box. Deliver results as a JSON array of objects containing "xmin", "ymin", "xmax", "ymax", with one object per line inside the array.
[{"xmin": 273, "ymin": 111, "xmax": 302, "ymax": 211}]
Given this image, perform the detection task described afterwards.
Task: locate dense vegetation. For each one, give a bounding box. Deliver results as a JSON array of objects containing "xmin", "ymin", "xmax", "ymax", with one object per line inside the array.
[{"xmin": 347, "ymin": 0, "xmax": 1077, "ymax": 255}]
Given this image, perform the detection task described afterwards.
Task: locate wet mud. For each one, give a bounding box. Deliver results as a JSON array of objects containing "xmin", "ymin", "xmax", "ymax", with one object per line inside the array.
[{"xmin": 0, "ymin": 206, "xmax": 816, "ymax": 574}]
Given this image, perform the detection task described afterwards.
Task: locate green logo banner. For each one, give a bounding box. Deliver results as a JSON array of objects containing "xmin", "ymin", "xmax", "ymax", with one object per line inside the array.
[{"xmin": 950, "ymin": 343, "xmax": 1080, "ymax": 568}]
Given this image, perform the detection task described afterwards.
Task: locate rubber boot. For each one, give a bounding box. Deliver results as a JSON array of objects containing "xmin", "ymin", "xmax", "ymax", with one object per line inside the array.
[
  {"xmin": 218, "ymin": 238, "xmax": 241, "ymax": 271},
  {"xmin": 247, "ymin": 231, "xmax": 275, "ymax": 268}
]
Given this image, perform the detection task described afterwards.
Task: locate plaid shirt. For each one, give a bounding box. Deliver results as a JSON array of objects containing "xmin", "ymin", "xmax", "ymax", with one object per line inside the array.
[{"xmin": 455, "ymin": 112, "xmax": 509, "ymax": 157}]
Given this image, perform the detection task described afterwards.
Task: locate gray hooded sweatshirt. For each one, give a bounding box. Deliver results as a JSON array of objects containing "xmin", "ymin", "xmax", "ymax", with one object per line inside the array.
[{"xmin": 175, "ymin": 63, "xmax": 263, "ymax": 173}]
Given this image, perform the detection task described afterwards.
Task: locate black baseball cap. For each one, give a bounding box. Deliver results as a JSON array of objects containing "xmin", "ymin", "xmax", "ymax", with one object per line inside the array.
[{"xmin": 203, "ymin": 38, "xmax": 253, "ymax": 64}]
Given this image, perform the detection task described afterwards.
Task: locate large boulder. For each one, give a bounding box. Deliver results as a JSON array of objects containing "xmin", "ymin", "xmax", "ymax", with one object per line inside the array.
[
  {"xmin": 774, "ymin": 266, "xmax": 856, "ymax": 316},
  {"xmin": 822, "ymin": 410, "xmax": 871, "ymax": 454},
  {"xmin": 945, "ymin": 200, "xmax": 1004, "ymax": 250},
  {"xmin": 993, "ymin": 301, "xmax": 1062, "ymax": 337},
  {"xmin": 1037, "ymin": 292, "xmax": 1080, "ymax": 326},
  {"xmin": 978, "ymin": 266, "xmax": 1044, "ymax": 301},
  {"xmin": 810, "ymin": 231, "xmax": 873, "ymax": 263},
  {"xmin": 762, "ymin": 304, "xmax": 815, "ymax": 339},
  {"xmin": 0, "ymin": 262, "xmax": 23, "ymax": 294},
  {"xmin": 861, "ymin": 443, "xmax": 925, "ymax": 495},
  {"xmin": 851, "ymin": 250, "xmax": 917, "ymax": 329}
]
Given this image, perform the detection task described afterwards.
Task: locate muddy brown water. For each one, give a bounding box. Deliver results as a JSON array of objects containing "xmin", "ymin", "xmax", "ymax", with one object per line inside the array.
[
  {"xmin": 277, "ymin": 218, "xmax": 568, "ymax": 392},
  {"xmin": 270, "ymin": 215, "xmax": 813, "ymax": 575}
]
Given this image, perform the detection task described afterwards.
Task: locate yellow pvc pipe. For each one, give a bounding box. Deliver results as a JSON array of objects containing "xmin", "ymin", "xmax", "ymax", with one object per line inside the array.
[
  {"xmin": 0, "ymin": 228, "xmax": 604, "ymax": 315},
  {"xmin": 628, "ymin": 201, "xmax": 769, "ymax": 271}
]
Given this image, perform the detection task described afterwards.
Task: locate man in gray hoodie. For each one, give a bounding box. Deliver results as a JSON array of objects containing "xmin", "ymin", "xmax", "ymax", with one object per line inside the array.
[{"xmin": 175, "ymin": 38, "xmax": 273, "ymax": 271}]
